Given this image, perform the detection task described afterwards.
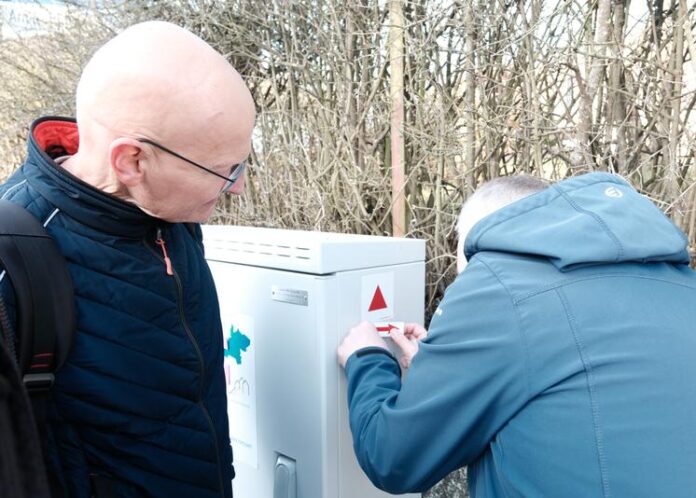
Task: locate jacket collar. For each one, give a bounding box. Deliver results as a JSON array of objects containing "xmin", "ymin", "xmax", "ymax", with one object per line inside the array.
[{"xmin": 23, "ymin": 117, "xmax": 165, "ymax": 239}]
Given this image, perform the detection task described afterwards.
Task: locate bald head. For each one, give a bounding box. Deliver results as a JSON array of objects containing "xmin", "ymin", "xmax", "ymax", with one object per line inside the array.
[
  {"xmin": 456, "ymin": 176, "xmax": 548, "ymax": 272},
  {"xmin": 76, "ymin": 21, "xmax": 254, "ymax": 149},
  {"xmin": 66, "ymin": 21, "xmax": 256, "ymax": 222}
]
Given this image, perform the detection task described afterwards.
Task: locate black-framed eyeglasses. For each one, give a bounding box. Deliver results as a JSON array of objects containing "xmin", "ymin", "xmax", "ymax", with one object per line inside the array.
[{"xmin": 136, "ymin": 138, "xmax": 246, "ymax": 193}]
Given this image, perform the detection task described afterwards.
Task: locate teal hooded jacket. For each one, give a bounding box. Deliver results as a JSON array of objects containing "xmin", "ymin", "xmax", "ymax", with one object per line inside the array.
[{"xmin": 345, "ymin": 172, "xmax": 696, "ymax": 497}]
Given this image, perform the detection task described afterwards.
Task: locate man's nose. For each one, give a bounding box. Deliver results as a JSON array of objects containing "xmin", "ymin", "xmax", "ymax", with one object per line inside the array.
[{"xmin": 225, "ymin": 173, "xmax": 246, "ymax": 195}]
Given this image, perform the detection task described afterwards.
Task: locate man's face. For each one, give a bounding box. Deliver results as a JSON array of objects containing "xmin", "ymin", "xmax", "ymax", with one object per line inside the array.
[{"xmin": 131, "ymin": 134, "xmax": 251, "ymax": 223}]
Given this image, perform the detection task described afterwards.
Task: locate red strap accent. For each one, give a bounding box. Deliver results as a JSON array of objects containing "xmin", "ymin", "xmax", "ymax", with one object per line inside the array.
[
  {"xmin": 33, "ymin": 120, "xmax": 79, "ymax": 155},
  {"xmin": 30, "ymin": 352, "xmax": 54, "ymax": 370}
]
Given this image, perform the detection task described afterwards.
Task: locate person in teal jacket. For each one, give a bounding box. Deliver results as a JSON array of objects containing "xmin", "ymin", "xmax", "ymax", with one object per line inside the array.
[{"xmin": 338, "ymin": 172, "xmax": 696, "ymax": 497}]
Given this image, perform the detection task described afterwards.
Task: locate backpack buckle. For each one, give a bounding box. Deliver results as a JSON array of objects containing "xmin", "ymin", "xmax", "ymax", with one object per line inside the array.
[{"xmin": 23, "ymin": 373, "xmax": 55, "ymax": 392}]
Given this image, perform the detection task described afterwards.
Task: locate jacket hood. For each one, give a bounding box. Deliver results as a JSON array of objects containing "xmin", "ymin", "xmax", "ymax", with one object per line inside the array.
[{"xmin": 465, "ymin": 172, "xmax": 690, "ymax": 271}]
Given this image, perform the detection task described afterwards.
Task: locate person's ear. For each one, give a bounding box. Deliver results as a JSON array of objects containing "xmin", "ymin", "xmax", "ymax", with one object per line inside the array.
[{"xmin": 109, "ymin": 137, "xmax": 146, "ymax": 187}]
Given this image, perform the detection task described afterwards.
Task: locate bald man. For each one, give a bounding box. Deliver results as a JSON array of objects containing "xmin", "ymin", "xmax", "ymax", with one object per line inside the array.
[
  {"xmin": 338, "ymin": 174, "xmax": 696, "ymax": 497},
  {"xmin": 0, "ymin": 22, "xmax": 254, "ymax": 497}
]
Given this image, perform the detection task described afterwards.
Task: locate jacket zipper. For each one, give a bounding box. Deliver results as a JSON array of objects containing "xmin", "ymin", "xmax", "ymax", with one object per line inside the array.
[{"xmin": 145, "ymin": 228, "xmax": 226, "ymax": 496}]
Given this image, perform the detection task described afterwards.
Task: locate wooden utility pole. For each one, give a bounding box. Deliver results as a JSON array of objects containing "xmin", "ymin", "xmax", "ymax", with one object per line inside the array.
[
  {"xmin": 667, "ymin": 0, "xmax": 686, "ymax": 228},
  {"xmin": 463, "ymin": 1, "xmax": 476, "ymax": 193},
  {"xmin": 576, "ymin": 0, "xmax": 612, "ymax": 171},
  {"xmin": 389, "ymin": 0, "xmax": 406, "ymax": 237}
]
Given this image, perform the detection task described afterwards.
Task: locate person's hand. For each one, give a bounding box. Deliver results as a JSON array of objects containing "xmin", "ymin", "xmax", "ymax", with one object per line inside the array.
[
  {"xmin": 389, "ymin": 322, "xmax": 427, "ymax": 369},
  {"xmin": 337, "ymin": 321, "xmax": 389, "ymax": 368}
]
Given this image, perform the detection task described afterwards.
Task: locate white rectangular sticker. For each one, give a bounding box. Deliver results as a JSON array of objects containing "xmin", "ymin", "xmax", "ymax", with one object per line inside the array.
[
  {"xmin": 222, "ymin": 312, "xmax": 258, "ymax": 469},
  {"xmin": 374, "ymin": 321, "xmax": 405, "ymax": 338}
]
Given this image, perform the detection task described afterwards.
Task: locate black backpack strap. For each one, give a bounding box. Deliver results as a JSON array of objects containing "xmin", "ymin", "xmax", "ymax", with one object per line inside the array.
[
  {"xmin": 0, "ymin": 320, "xmax": 51, "ymax": 498},
  {"xmin": 0, "ymin": 200, "xmax": 75, "ymax": 390}
]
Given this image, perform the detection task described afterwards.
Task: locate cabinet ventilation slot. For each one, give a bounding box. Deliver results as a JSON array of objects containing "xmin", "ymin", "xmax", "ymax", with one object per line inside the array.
[{"xmin": 208, "ymin": 239, "xmax": 315, "ymax": 262}]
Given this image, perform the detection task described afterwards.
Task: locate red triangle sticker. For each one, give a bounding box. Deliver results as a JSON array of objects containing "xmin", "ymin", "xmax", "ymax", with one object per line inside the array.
[{"xmin": 368, "ymin": 286, "xmax": 388, "ymax": 312}]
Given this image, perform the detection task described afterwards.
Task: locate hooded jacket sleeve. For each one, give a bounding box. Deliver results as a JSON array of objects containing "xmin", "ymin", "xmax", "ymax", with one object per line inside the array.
[{"xmin": 344, "ymin": 258, "xmax": 530, "ymax": 493}]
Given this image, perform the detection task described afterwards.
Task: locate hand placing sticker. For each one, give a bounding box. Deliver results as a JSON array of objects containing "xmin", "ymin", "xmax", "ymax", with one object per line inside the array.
[
  {"xmin": 337, "ymin": 321, "xmax": 389, "ymax": 368},
  {"xmin": 388, "ymin": 323, "xmax": 427, "ymax": 369}
]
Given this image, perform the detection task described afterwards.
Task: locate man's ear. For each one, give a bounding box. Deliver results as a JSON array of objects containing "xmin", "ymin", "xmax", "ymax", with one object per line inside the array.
[{"xmin": 109, "ymin": 138, "xmax": 146, "ymax": 187}]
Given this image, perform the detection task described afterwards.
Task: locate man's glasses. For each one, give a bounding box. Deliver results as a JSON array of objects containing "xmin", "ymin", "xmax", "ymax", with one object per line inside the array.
[{"xmin": 136, "ymin": 138, "xmax": 246, "ymax": 193}]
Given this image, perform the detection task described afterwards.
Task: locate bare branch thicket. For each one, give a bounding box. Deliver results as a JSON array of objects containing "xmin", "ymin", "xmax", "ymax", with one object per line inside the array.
[{"xmin": 0, "ymin": 0, "xmax": 693, "ymax": 330}]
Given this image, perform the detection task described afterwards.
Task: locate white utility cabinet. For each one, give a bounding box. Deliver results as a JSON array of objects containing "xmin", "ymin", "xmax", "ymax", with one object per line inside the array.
[{"xmin": 203, "ymin": 225, "xmax": 425, "ymax": 498}]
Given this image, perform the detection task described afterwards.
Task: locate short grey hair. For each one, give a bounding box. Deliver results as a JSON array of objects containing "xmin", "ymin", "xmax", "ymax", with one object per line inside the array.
[{"xmin": 456, "ymin": 175, "xmax": 548, "ymax": 257}]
